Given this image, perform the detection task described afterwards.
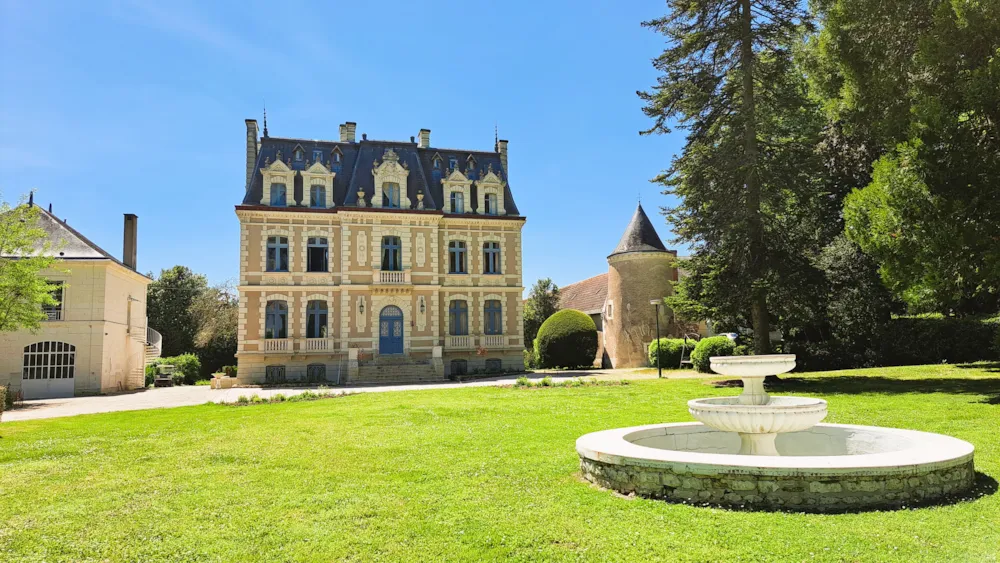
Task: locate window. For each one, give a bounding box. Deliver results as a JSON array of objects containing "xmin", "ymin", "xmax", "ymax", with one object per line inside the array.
[
  {"xmin": 485, "ymin": 358, "xmax": 502, "ymax": 373},
  {"xmin": 384, "ymin": 182, "xmax": 401, "ymax": 208},
  {"xmin": 312, "ymin": 149, "xmax": 323, "ymax": 162},
  {"xmin": 449, "ymin": 241, "xmax": 467, "ymax": 274},
  {"xmin": 270, "ymin": 183, "xmax": 287, "ymax": 206},
  {"xmin": 307, "ymin": 237, "xmax": 328, "ymax": 272},
  {"xmin": 448, "ymin": 157, "xmax": 457, "ymax": 169},
  {"xmin": 433, "ymin": 158, "xmax": 440, "ymax": 169},
  {"xmin": 381, "ymin": 236, "xmax": 402, "ymax": 271},
  {"xmin": 606, "ymin": 300, "xmax": 614, "ymax": 319},
  {"xmin": 484, "ymin": 193, "xmax": 498, "ymax": 215},
  {"xmin": 450, "ymin": 192, "xmax": 464, "ymax": 214},
  {"xmin": 333, "ymin": 151, "xmax": 341, "ymax": 163},
  {"xmin": 294, "ymin": 148, "xmax": 304, "ymax": 162},
  {"xmin": 449, "ymin": 300, "xmax": 469, "ymax": 335},
  {"xmin": 42, "ymin": 281, "xmax": 64, "ymax": 321},
  {"xmin": 265, "ymin": 300, "xmax": 288, "ymax": 339},
  {"xmin": 310, "ymin": 185, "xmax": 326, "ymax": 208},
  {"xmin": 307, "ymin": 364, "xmax": 327, "ymax": 383},
  {"xmin": 265, "ymin": 365, "xmax": 286, "ymax": 384},
  {"xmin": 483, "ymin": 242, "xmax": 501, "ymax": 274},
  {"xmin": 485, "ymin": 300, "xmax": 502, "ymax": 335},
  {"xmin": 266, "ymin": 236, "xmax": 289, "ymax": 272},
  {"xmin": 307, "ymin": 300, "xmax": 328, "ymax": 338},
  {"xmin": 22, "ymin": 341, "xmax": 75, "ymax": 380},
  {"xmin": 450, "ymin": 359, "xmax": 468, "ymax": 376}
]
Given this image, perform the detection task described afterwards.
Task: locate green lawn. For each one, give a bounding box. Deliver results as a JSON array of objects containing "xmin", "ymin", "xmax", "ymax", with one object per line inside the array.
[{"xmin": 1, "ymin": 364, "xmax": 998, "ymax": 562}]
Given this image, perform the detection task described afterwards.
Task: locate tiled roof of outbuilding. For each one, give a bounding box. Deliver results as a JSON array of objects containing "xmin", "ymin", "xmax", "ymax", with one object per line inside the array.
[
  {"xmin": 558, "ymin": 273, "xmax": 609, "ymax": 315},
  {"xmin": 242, "ymin": 135, "xmax": 520, "ymax": 215},
  {"xmin": 609, "ymin": 204, "xmax": 668, "ymax": 256}
]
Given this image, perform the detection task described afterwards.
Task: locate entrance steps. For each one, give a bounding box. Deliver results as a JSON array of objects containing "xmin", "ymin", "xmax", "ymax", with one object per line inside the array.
[{"xmin": 350, "ymin": 357, "xmax": 445, "ymax": 385}]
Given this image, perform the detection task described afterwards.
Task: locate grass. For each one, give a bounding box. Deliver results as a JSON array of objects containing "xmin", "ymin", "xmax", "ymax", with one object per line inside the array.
[{"xmin": 0, "ymin": 364, "xmax": 998, "ymax": 562}]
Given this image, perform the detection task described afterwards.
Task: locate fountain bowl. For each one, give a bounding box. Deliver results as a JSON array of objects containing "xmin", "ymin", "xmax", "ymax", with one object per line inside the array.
[
  {"xmin": 577, "ymin": 422, "xmax": 975, "ymax": 512},
  {"xmin": 687, "ymin": 396, "xmax": 827, "ymax": 435},
  {"xmin": 710, "ymin": 354, "xmax": 796, "ymax": 378}
]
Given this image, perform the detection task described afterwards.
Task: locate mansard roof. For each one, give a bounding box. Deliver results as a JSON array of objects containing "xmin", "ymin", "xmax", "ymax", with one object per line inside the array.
[
  {"xmin": 242, "ymin": 134, "xmax": 520, "ymax": 216},
  {"xmin": 609, "ymin": 204, "xmax": 668, "ymax": 257}
]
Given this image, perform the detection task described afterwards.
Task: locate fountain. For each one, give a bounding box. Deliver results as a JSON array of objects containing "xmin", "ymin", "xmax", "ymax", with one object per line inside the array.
[{"xmin": 577, "ymin": 355, "xmax": 975, "ymax": 511}]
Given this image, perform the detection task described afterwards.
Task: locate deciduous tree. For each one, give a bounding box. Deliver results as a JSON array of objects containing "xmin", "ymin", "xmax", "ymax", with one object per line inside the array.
[{"xmin": 0, "ymin": 195, "xmax": 60, "ymax": 333}]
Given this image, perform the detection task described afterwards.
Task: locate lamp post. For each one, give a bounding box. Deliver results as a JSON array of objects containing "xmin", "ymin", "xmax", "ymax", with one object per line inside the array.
[{"xmin": 650, "ymin": 298, "xmax": 662, "ymax": 378}]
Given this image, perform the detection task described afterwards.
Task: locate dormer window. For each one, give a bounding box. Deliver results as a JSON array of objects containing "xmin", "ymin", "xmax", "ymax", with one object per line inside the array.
[
  {"xmin": 448, "ymin": 157, "xmax": 457, "ymax": 169},
  {"xmin": 433, "ymin": 158, "xmax": 440, "ymax": 169},
  {"xmin": 484, "ymin": 193, "xmax": 498, "ymax": 215},
  {"xmin": 333, "ymin": 151, "xmax": 342, "ymax": 163},
  {"xmin": 310, "ymin": 185, "xmax": 326, "ymax": 208},
  {"xmin": 270, "ymin": 183, "xmax": 287, "ymax": 206},
  {"xmin": 294, "ymin": 148, "xmax": 304, "ymax": 162},
  {"xmin": 384, "ymin": 182, "xmax": 401, "ymax": 208},
  {"xmin": 312, "ymin": 150, "xmax": 323, "ymax": 163},
  {"xmin": 466, "ymin": 156, "xmax": 477, "ymax": 172},
  {"xmin": 450, "ymin": 192, "xmax": 464, "ymax": 214}
]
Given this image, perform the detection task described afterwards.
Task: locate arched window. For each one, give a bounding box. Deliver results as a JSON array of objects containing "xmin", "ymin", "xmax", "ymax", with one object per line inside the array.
[
  {"xmin": 483, "ymin": 242, "xmax": 501, "ymax": 274},
  {"xmin": 266, "ymin": 236, "xmax": 289, "ymax": 272},
  {"xmin": 485, "ymin": 300, "xmax": 502, "ymax": 335},
  {"xmin": 307, "ymin": 237, "xmax": 328, "ymax": 272},
  {"xmin": 384, "ymin": 182, "xmax": 401, "ymax": 208},
  {"xmin": 307, "ymin": 300, "xmax": 328, "ymax": 338},
  {"xmin": 449, "ymin": 241, "xmax": 467, "ymax": 274},
  {"xmin": 484, "ymin": 193, "xmax": 498, "ymax": 215},
  {"xmin": 450, "ymin": 192, "xmax": 464, "ymax": 214},
  {"xmin": 270, "ymin": 183, "xmax": 287, "ymax": 206},
  {"xmin": 265, "ymin": 300, "xmax": 287, "ymax": 339},
  {"xmin": 310, "ymin": 185, "xmax": 326, "ymax": 208},
  {"xmin": 381, "ymin": 236, "xmax": 402, "ymax": 271},
  {"xmin": 449, "ymin": 300, "xmax": 468, "ymax": 335},
  {"xmin": 22, "ymin": 341, "xmax": 76, "ymax": 380}
]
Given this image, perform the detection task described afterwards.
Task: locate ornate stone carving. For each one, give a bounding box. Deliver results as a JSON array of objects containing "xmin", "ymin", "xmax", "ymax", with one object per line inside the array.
[
  {"xmin": 357, "ymin": 189, "xmax": 367, "ymax": 207},
  {"xmin": 357, "ymin": 231, "xmax": 368, "ymax": 267},
  {"xmin": 417, "ymin": 296, "xmax": 427, "ymax": 331},
  {"xmin": 371, "ymin": 148, "xmax": 411, "ymax": 209},
  {"xmin": 416, "ymin": 233, "xmax": 426, "ymax": 267}
]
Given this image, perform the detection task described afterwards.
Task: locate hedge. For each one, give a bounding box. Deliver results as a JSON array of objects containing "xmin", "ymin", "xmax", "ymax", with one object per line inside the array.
[
  {"xmin": 690, "ymin": 336, "xmax": 737, "ymax": 373},
  {"xmin": 534, "ymin": 309, "xmax": 598, "ymax": 369},
  {"xmin": 648, "ymin": 338, "xmax": 687, "ymax": 369},
  {"xmin": 879, "ymin": 315, "xmax": 1000, "ymax": 366},
  {"xmin": 149, "ymin": 354, "xmax": 203, "ymax": 385}
]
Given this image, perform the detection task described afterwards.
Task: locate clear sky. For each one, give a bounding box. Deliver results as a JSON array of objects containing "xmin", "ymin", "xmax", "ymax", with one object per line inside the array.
[{"xmin": 0, "ymin": 0, "xmax": 685, "ymax": 291}]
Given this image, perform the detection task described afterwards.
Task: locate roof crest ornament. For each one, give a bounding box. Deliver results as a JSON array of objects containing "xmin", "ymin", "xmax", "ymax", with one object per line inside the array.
[{"xmin": 263, "ymin": 103, "xmax": 269, "ymax": 137}]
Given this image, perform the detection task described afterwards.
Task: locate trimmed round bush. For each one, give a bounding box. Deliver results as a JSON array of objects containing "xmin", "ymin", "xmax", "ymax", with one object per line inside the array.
[
  {"xmin": 648, "ymin": 338, "xmax": 686, "ymax": 369},
  {"xmin": 690, "ymin": 335, "xmax": 737, "ymax": 373},
  {"xmin": 534, "ymin": 309, "xmax": 598, "ymax": 368}
]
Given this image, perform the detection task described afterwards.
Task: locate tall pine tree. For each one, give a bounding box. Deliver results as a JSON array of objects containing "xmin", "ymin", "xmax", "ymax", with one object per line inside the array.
[{"xmin": 640, "ymin": 0, "xmax": 816, "ymax": 353}]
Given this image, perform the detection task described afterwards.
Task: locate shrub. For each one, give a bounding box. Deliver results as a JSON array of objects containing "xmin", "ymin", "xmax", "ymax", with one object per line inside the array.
[
  {"xmin": 690, "ymin": 336, "xmax": 737, "ymax": 373},
  {"xmin": 534, "ymin": 309, "xmax": 598, "ymax": 369},
  {"xmin": 733, "ymin": 344, "xmax": 752, "ymax": 357},
  {"xmin": 522, "ymin": 348, "xmax": 537, "ymax": 370},
  {"xmin": 539, "ymin": 376, "xmax": 553, "ymax": 387},
  {"xmin": 880, "ymin": 315, "xmax": 1000, "ymax": 366},
  {"xmin": 514, "ymin": 376, "xmax": 530, "ymax": 387},
  {"xmin": 0, "ymin": 386, "xmax": 5, "ymax": 420},
  {"xmin": 152, "ymin": 354, "xmax": 203, "ymax": 385},
  {"xmin": 222, "ymin": 365, "xmax": 237, "ymax": 377},
  {"xmin": 648, "ymin": 338, "xmax": 686, "ymax": 369}
]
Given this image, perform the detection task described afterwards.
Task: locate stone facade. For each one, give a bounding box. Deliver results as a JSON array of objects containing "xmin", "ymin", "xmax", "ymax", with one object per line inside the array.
[
  {"xmin": 236, "ymin": 121, "xmax": 526, "ymax": 384},
  {"xmin": 580, "ymin": 456, "xmax": 975, "ymax": 512}
]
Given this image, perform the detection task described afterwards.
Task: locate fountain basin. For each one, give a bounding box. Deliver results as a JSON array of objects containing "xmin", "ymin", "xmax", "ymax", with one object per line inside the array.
[
  {"xmin": 710, "ymin": 354, "xmax": 796, "ymax": 377},
  {"xmin": 576, "ymin": 422, "xmax": 975, "ymax": 511},
  {"xmin": 688, "ymin": 396, "xmax": 828, "ymax": 435}
]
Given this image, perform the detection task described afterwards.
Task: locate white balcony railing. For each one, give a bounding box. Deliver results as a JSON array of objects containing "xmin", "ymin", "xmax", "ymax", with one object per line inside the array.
[
  {"xmin": 447, "ymin": 335, "xmax": 472, "ymax": 349},
  {"xmin": 264, "ymin": 338, "xmax": 290, "ymax": 352},
  {"xmin": 375, "ymin": 269, "xmax": 410, "ymax": 284},
  {"xmin": 302, "ymin": 338, "xmax": 333, "ymax": 352},
  {"xmin": 482, "ymin": 334, "xmax": 505, "ymax": 348}
]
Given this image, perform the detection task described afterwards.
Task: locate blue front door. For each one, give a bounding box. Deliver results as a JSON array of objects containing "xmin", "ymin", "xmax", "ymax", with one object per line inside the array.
[{"xmin": 379, "ymin": 305, "xmax": 404, "ymax": 355}]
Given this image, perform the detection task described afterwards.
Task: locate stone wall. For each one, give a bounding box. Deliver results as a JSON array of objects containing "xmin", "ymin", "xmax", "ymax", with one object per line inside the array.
[{"xmin": 580, "ymin": 456, "xmax": 975, "ymax": 512}]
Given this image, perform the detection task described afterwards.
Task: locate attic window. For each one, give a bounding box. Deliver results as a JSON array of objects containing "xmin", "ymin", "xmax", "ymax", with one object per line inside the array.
[
  {"xmin": 466, "ymin": 156, "xmax": 476, "ymax": 170},
  {"xmin": 433, "ymin": 158, "xmax": 440, "ymax": 169},
  {"xmin": 294, "ymin": 148, "xmax": 304, "ymax": 162},
  {"xmin": 448, "ymin": 157, "xmax": 457, "ymax": 169},
  {"xmin": 333, "ymin": 151, "xmax": 341, "ymax": 163},
  {"xmin": 312, "ymin": 150, "xmax": 323, "ymax": 162}
]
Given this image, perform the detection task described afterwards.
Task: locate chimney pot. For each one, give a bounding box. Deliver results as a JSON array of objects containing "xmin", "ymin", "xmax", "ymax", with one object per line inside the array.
[
  {"xmin": 123, "ymin": 214, "xmax": 138, "ymax": 271},
  {"xmin": 362, "ymin": 133, "xmax": 367, "ymax": 141},
  {"xmin": 418, "ymin": 129, "xmax": 431, "ymax": 149},
  {"xmin": 497, "ymin": 139, "xmax": 509, "ymax": 174},
  {"xmin": 245, "ymin": 119, "xmax": 259, "ymax": 188}
]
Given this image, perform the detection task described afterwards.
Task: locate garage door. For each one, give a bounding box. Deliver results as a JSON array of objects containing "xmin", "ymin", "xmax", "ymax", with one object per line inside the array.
[{"xmin": 21, "ymin": 341, "xmax": 76, "ymax": 399}]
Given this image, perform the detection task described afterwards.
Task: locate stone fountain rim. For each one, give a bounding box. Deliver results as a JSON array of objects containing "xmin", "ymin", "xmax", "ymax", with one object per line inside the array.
[
  {"xmin": 710, "ymin": 354, "xmax": 796, "ymax": 363},
  {"xmin": 687, "ymin": 396, "xmax": 828, "ymax": 413},
  {"xmin": 575, "ymin": 422, "xmax": 974, "ymax": 475}
]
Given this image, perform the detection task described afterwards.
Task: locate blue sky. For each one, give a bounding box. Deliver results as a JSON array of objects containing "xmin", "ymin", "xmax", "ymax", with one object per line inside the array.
[{"xmin": 0, "ymin": 0, "xmax": 684, "ymax": 291}]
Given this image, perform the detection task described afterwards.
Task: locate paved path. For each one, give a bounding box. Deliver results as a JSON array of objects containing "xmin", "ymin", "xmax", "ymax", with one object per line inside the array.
[{"xmin": 2, "ymin": 369, "xmax": 698, "ymax": 423}]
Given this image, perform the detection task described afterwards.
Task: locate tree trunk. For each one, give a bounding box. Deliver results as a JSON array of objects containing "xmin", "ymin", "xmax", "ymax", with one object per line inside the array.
[{"xmin": 739, "ymin": 0, "xmax": 772, "ymax": 356}]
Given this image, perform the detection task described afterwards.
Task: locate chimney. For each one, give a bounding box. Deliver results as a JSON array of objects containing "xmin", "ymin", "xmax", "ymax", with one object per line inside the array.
[
  {"xmin": 418, "ymin": 129, "xmax": 430, "ymax": 148},
  {"xmin": 497, "ymin": 139, "xmax": 508, "ymax": 174},
  {"xmin": 340, "ymin": 122, "xmax": 357, "ymax": 143},
  {"xmin": 123, "ymin": 214, "xmax": 138, "ymax": 271},
  {"xmin": 245, "ymin": 119, "xmax": 259, "ymax": 187}
]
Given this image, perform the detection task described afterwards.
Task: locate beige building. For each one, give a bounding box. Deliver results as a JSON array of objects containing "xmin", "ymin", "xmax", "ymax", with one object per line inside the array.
[
  {"xmin": 236, "ymin": 120, "xmax": 525, "ymax": 384},
  {"xmin": 0, "ymin": 207, "xmax": 159, "ymax": 399},
  {"xmin": 559, "ymin": 204, "xmax": 685, "ymax": 368}
]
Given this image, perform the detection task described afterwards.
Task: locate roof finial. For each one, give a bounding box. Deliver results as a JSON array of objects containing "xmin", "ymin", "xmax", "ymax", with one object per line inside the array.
[
  {"xmin": 494, "ymin": 122, "xmax": 499, "ymax": 152},
  {"xmin": 48, "ymin": 203, "xmax": 52, "ymax": 213},
  {"xmin": 262, "ymin": 102, "xmax": 269, "ymax": 138},
  {"xmin": 28, "ymin": 192, "xmax": 34, "ymax": 206}
]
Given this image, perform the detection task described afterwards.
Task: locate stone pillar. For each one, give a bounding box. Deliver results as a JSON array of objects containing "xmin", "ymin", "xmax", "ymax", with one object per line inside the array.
[
  {"xmin": 348, "ymin": 348, "xmax": 360, "ymax": 382},
  {"xmin": 432, "ymin": 345, "xmax": 444, "ymax": 376}
]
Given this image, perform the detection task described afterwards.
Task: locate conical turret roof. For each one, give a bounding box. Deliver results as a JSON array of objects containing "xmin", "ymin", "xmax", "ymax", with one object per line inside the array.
[{"xmin": 609, "ymin": 204, "xmax": 668, "ymax": 257}]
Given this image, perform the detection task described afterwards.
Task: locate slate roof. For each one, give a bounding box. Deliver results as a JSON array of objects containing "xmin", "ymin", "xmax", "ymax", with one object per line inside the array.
[
  {"xmin": 242, "ymin": 134, "xmax": 521, "ymax": 216},
  {"xmin": 609, "ymin": 204, "xmax": 668, "ymax": 256},
  {"xmin": 558, "ymin": 273, "xmax": 608, "ymax": 315}
]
